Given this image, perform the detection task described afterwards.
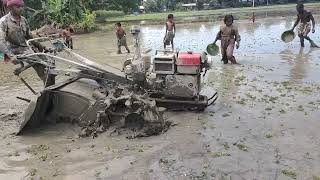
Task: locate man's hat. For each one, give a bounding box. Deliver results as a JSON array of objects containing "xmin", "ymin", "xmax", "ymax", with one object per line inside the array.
[{"xmin": 5, "ymin": 0, "xmax": 24, "ymax": 7}]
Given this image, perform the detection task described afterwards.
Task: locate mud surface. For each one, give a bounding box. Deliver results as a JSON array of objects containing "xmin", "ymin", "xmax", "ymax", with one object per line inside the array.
[{"xmin": 1, "ymin": 16, "xmax": 320, "ymax": 179}]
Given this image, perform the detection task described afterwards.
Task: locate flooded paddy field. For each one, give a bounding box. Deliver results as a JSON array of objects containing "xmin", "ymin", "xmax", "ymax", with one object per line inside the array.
[{"xmin": 0, "ymin": 16, "xmax": 320, "ymax": 180}]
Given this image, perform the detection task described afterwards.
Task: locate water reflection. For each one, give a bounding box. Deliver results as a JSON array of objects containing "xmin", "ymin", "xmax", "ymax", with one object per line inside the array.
[
  {"xmin": 74, "ymin": 17, "xmax": 320, "ymax": 85},
  {"xmin": 280, "ymin": 47, "xmax": 313, "ymax": 84}
]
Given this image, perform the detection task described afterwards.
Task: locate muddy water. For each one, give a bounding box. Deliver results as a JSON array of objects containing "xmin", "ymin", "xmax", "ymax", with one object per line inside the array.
[
  {"xmin": 0, "ymin": 16, "xmax": 320, "ymax": 180},
  {"xmin": 1, "ymin": 17, "xmax": 319, "ymax": 85},
  {"xmin": 76, "ymin": 16, "xmax": 320, "ymax": 83},
  {"xmin": 140, "ymin": 16, "xmax": 320, "ymax": 53}
]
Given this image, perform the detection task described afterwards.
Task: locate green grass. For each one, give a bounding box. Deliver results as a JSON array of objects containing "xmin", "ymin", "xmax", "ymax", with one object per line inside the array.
[
  {"xmin": 282, "ymin": 169, "xmax": 297, "ymax": 179},
  {"xmin": 106, "ymin": 2, "xmax": 320, "ymax": 23}
]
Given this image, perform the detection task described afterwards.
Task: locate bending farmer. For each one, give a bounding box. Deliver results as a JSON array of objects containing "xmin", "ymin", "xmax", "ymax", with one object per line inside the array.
[{"xmin": 291, "ymin": 3, "xmax": 318, "ymax": 48}]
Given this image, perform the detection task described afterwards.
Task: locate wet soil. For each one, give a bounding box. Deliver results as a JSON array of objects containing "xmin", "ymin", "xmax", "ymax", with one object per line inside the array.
[{"xmin": 1, "ymin": 16, "xmax": 320, "ymax": 179}]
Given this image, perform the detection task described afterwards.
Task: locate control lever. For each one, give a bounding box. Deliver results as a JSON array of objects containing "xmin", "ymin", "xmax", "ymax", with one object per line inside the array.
[
  {"xmin": 14, "ymin": 62, "xmax": 35, "ymax": 76},
  {"xmin": 14, "ymin": 58, "xmax": 37, "ymax": 95}
]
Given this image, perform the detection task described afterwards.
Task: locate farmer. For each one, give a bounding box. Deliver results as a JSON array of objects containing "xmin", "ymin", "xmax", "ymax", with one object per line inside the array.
[
  {"xmin": 213, "ymin": 14, "xmax": 241, "ymax": 64},
  {"xmin": 62, "ymin": 25, "xmax": 74, "ymax": 49},
  {"xmin": 0, "ymin": 0, "xmax": 55, "ymax": 87},
  {"xmin": 291, "ymin": 3, "xmax": 318, "ymax": 47},
  {"xmin": 250, "ymin": 12, "xmax": 256, "ymax": 23},
  {"xmin": 164, "ymin": 14, "xmax": 176, "ymax": 49},
  {"xmin": 115, "ymin": 22, "xmax": 130, "ymax": 54}
]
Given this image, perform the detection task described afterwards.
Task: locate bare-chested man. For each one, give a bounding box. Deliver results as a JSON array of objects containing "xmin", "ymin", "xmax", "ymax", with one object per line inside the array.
[
  {"xmin": 291, "ymin": 3, "xmax": 318, "ymax": 47},
  {"xmin": 115, "ymin": 22, "xmax": 130, "ymax": 54},
  {"xmin": 62, "ymin": 25, "xmax": 74, "ymax": 49},
  {"xmin": 164, "ymin": 14, "xmax": 176, "ymax": 49}
]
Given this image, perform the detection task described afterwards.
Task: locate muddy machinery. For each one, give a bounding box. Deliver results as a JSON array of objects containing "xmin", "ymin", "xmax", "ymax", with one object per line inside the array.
[{"xmin": 15, "ymin": 27, "xmax": 217, "ymax": 136}]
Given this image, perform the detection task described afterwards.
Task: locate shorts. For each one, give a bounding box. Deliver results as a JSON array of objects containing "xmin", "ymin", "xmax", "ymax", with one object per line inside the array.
[
  {"xmin": 118, "ymin": 36, "xmax": 127, "ymax": 47},
  {"xmin": 164, "ymin": 31, "xmax": 174, "ymax": 45},
  {"xmin": 298, "ymin": 22, "xmax": 311, "ymax": 36}
]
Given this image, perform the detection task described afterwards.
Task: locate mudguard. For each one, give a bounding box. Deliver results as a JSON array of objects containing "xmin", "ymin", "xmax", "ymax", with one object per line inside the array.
[{"xmin": 17, "ymin": 79, "xmax": 99, "ymax": 135}]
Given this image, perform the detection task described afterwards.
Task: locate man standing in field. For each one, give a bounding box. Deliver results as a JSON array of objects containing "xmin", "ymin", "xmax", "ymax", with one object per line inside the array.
[
  {"xmin": 115, "ymin": 22, "xmax": 130, "ymax": 54},
  {"xmin": 291, "ymin": 3, "xmax": 318, "ymax": 47}
]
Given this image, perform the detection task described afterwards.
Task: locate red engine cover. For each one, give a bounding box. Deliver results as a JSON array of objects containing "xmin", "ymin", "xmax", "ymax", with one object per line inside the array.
[{"xmin": 177, "ymin": 52, "xmax": 201, "ymax": 65}]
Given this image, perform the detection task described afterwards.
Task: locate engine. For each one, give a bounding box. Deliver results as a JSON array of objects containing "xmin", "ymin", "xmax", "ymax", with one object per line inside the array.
[
  {"xmin": 123, "ymin": 26, "xmax": 215, "ymax": 110},
  {"xmin": 151, "ymin": 50, "xmax": 211, "ymax": 99}
]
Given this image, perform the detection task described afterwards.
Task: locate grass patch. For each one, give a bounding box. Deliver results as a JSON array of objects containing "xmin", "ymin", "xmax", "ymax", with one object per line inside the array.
[
  {"xmin": 223, "ymin": 143, "xmax": 230, "ymax": 150},
  {"xmin": 282, "ymin": 169, "xmax": 297, "ymax": 179},
  {"xmin": 313, "ymin": 175, "xmax": 320, "ymax": 180},
  {"xmin": 236, "ymin": 143, "xmax": 248, "ymax": 152},
  {"xmin": 265, "ymin": 133, "xmax": 273, "ymax": 139},
  {"xmin": 210, "ymin": 152, "xmax": 231, "ymax": 158},
  {"xmin": 279, "ymin": 109, "xmax": 286, "ymax": 114},
  {"xmin": 106, "ymin": 3, "xmax": 320, "ymax": 23}
]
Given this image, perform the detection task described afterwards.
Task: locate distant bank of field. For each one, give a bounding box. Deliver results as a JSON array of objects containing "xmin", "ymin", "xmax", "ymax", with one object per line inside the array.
[{"xmin": 105, "ymin": 2, "xmax": 320, "ymax": 24}]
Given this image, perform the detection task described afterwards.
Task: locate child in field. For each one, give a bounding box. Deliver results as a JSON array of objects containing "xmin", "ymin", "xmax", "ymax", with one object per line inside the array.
[
  {"xmin": 62, "ymin": 25, "xmax": 74, "ymax": 49},
  {"xmin": 213, "ymin": 15, "xmax": 241, "ymax": 64},
  {"xmin": 115, "ymin": 22, "xmax": 130, "ymax": 54},
  {"xmin": 290, "ymin": 3, "xmax": 318, "ymax": 47},
  {"xmin": 250, "ymin": 12, "xmax": 256, "ymax": 23},
  {"xmin": 164, "ymin": 14, "xmax": 176, "ymax": 49}
]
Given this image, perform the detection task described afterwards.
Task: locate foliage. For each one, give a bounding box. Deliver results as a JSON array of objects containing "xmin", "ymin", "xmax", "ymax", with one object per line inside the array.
[
  {"xmin": 95, "ymin": 10, "xmax": 125, "ymax": 18},
  {"xmin": 17, "ymin": 0, "xmax": 320, "ymax": 31},
  {"xmin": 25, "ymin": 0, "xmax": 88, "ymax": 29},
  {"xmin": 196, "ymin": 0, "xmax": 205, "ymax": 10},
  {"xmin": 144, "ymin": 0, "xmax": 188, "ymax": 12},
  {"xmin": 76, "ymin": 11, "xmax": 96, "ymax": 32},
  {"xmin": 175, "ymin": 2, "xmax": 186, "ymax": 11},
  {"xmin": 103, "ymin": 0, "xmax": 140, "ymax": 13},
  {"xmin": 25, "ymin": 0, "xmax": 43, "ymax": 10},
  {"xmin": 95, "ymin": 10, "xmax": 125, "ymax": 22},
  {"xmin": 1, "ymin": 0, "xmax": 6, "ymax": 17},
  {"xmin": 24, "ymin": 0, "xmax": 140, "ymax": 29},
  {"xmin": 144, "ymin": 0, "xmax": 162, "ymax": 12}
]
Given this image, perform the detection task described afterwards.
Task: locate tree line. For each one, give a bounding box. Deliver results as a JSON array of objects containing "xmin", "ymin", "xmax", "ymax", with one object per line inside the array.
[
  {"xmin": 1, "ymin": 0, "xmax": 318, "ymax": 30},
  {"xmin": 144, "ymin": 0, "xmax": 318, "ymax": 12}
]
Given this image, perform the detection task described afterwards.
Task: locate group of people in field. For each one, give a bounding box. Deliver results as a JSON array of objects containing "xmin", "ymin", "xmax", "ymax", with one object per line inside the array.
[
  {"xmin": 0, "ymin": 0, "xmax": 318, "ymax": 88},
  {"xmin": 116, "ymin": 3, "xmax": 318, "ymax": 65}
]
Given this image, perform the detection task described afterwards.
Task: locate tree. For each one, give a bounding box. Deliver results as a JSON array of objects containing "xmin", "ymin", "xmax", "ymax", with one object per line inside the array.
[
  {"xmin": 144, "ymin": 0, "xmax": 161, "ymax": 12},
  {"xmin": 105, "ymin": 0, "xmax": 139, "ymax": 13},
  {"xmin": 25, "ymin": 0, "xmax": 89, "ymax": 28},
  {"xmin": 1, "ymin": 0, "xmax": 6, "ymax": 17},
  {"xmin": 144, "ymin": 0, "xmax": 188, "ymax": 12},
  {"xmin": 196, "ymin": 0, "xmax": 205, "ymax": 10}
]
